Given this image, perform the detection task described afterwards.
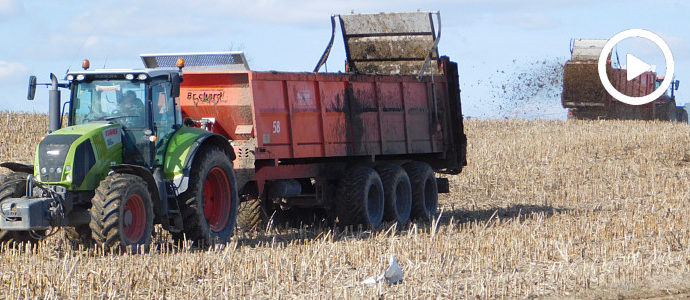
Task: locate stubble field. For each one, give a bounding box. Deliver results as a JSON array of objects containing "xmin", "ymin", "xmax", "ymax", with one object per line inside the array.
[{"xmin": 0, "ymin": 112, "xmax": 689, "ymax": 299}]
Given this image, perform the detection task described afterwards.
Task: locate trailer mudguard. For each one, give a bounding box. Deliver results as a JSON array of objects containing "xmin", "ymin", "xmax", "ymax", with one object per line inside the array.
[{"xmin": 163, "ymin": 126, "xmax": 235, "ymax": 195}]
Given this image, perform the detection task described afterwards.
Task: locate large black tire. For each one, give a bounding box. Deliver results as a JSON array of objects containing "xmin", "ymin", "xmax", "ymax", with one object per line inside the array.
[
  {"xmin": 668, "ymin": 102, "xmax": 677, "ymax": 122},
  {"xmin": 376, "ymin": 164, "xmax": 412, "ymax": 225},
  {"xmin": 236, "ymin": 198, "xmax": 270, "ymax": 232},
  {"xmin": 336, "ymin": 166, "xmax": 384, "ymax": 228},
  {"xmin": 89, "ymin": 173, "xmax": 154, "ymax": 251},
  {"xmin": 0, "ymin": 171, "xmax": 41, "ymax": 243},
  {"xmin": 676, "ymin": 108, "xmax": 688, "ymax": 123},
  {"xmin": 404, "ymin": 161, "xmax": 438, "ymax": 222},
  {"xmin": 174, "ymin": 146, "xmax": 238, "ymax": 244}
]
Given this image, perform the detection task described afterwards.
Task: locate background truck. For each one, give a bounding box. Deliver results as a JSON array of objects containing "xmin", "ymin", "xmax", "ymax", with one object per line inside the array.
[
  {"xmin": 562, "ymin": 39, "xmax": 684, "ymax": 121},
  {"xmin": 0, "ymin": 11, "xmax": 466, "ymax": 250}
]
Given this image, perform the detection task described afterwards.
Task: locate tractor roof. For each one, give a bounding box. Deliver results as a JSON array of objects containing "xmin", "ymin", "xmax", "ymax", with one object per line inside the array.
[{"xmin": 65, "ymin": 68, "xmax": 178, "ymax": 79}]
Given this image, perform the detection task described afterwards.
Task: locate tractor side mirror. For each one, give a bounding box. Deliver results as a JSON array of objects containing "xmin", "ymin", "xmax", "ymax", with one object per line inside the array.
[
  {"xmin": 170, "ymin": 73, "xmax": 181, "ymax": 98},
  {"xmin": 675, "ymin": 80, "xmax": 680, "ymax": 90},
  {"xmin": 27, "ymin": 75, "xmax": 37, "ymax": 100}
]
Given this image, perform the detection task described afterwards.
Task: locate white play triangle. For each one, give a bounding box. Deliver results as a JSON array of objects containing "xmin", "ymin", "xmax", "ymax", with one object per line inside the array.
[{"xmin": 626, "ymin": 54, "xmax": 652, "ymax": 81}]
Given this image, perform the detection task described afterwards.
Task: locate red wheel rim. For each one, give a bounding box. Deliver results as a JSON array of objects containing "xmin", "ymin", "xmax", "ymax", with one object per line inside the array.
[
  {"xmin": 123, "ymin": 194, "xmax": 146, "ymax": 243},
  {"xmin": 203, "ymin": 167, "xmax": 231, "ymax": 232}
]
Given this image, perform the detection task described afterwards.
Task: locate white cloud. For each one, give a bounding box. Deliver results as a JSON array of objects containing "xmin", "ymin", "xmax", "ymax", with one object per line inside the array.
[
  {"xmin": 0, "ymin": 0, "xmax": 22, "ymax": 19},
  {"xmin": 496, "ymin": 12, "xmax": 561, "ymax": 30},
  {"xmin": 167, "ymin": 0, "xmax": 456, "ymax": 25},
  {"xmin": 660, "ymin": 34, "xmax": 688, "ymax": 54},
  {"xmin": 0, "ymin": 61, "xmax": 29, "ymax": 84},
  {"xmin": 64, "ymin": 6, "xmax": 205, "ymax": 38}
]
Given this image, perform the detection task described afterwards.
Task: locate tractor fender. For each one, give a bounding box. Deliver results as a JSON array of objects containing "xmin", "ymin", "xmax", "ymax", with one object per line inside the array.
[
  {"xmin": 109, "ymin": 164, "xmax": 163, "ymax": 222},
  {"xmin": 175, "ymin": 133, "xmax": 235, "ymax": 195},
  {"xmin": 0, "ymin": 162, "xmax": 34, "ymax": 174}
]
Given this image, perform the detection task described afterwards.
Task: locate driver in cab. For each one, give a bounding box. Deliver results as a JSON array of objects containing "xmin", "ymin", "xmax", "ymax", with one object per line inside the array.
[{"xmin": 118, "ymin": 91, "xmax": 145, "ymax": 127}]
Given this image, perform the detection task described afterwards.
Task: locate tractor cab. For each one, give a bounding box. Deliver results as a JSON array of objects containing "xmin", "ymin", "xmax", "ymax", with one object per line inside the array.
[
  {"xmin": 655, "ymin": 76, "xmax": 681, "ymax": 99},
  {"xmin": 65, "ymin": 65, "xmax": 182, "ymax": 168}
]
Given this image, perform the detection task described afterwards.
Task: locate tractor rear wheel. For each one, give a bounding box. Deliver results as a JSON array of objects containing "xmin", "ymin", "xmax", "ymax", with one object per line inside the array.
[
  {"xmin": 336, "ymin": 166, "xmax": 384, "ymax": 228},
  {"xmin": 376, "ymin": 164, "xmax": 412, "ymax": 225},
  {"xmin": 677, "ymin": 108, "xmax": 688, "ymax": 123},
  {"xmin": 0, "ymin": 171, "xmax": 42, "ymax": 243},
  {"xmin": 174, "ymin": 146, "xmax": 238, "ymax": 245},
  {"xmin": 404, "ymin": 161, "xmax": 438, "ymax": 222},
  {"xmin": 89, "ymin": 173, "xmax": 154, "ymax": 251}
]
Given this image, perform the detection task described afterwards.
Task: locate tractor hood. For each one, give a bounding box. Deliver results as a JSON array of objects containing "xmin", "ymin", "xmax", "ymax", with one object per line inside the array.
[{"xmin": 34, "ymin": 122, "xmax": 123, "ymax": 190}]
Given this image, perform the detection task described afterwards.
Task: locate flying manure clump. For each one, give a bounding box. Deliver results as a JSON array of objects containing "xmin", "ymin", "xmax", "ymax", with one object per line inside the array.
[{"xmin": 489, "ymin": 59, "xmax": 566, "ymax": 119}]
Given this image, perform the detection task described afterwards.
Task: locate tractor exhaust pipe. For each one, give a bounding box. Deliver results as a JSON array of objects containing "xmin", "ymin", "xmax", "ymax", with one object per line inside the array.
[{"xmin": 48, "ymin": 73, "xmax": 61, "ymax": 133}]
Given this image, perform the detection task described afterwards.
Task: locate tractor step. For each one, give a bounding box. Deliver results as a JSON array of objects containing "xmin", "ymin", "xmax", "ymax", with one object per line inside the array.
[{"xmin": 165, "ymin": 182, "xmax": 184, "ymax": 233}]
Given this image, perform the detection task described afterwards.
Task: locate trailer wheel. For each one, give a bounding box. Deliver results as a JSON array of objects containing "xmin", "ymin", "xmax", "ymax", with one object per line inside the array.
[
  {"xmin": 236, "ymin": 197, "xmax": 270, "ymax": 232},
  {"xmin": 0, "ymin": 171, "xmax": 42, "ymax": 243},
  {"xmin": 89, "ymin": 173, "xmax": 154, "ymax": 251},
  {"xmin": 404, "ymin": 161, "xmax": 438, "ymax": 222},
  {"xmin": 336, "ymin": 166, "xmax": 384, "ymax": 228},
  {"xmin": 174, "ymin": 146, "xmax": 238, "ymax": 244},
  {"xmin": 376, "ymin": 164, "xmax": 412, "ymax": 225}
]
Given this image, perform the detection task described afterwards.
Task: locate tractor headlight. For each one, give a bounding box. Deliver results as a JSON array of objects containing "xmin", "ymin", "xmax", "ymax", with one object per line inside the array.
[
  {"xmin": 137, "ymin": 74, "xmax": 148, "ymax": 80},
  {"xmin": 66, "ymin": 75, "xmax": 74, "ymax": 81},
  {"xmin": 65, "ymin": 174, "xmax": 71, "ymax": 182},
  {"xmin": 125, "ymin": 74, "xmax": 134, "ymax": 80},
  {"xmin": 76, "ymin": 74, "xmax": 85, "ymax": 81}
]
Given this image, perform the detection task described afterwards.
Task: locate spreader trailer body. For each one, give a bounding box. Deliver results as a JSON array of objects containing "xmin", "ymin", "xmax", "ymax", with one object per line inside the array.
[{"xmin": 174, "ymin": 11, "xmax": 467, "ymax": 228}]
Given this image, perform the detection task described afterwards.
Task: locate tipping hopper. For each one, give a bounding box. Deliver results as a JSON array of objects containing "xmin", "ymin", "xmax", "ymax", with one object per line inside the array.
[
  {"xmin": 314, "ymin": 11, "xmax": 441, "ymax": 78},
  {"xmin": 561, "ymin": 39, "xmax": 611, "ymax": 111}
]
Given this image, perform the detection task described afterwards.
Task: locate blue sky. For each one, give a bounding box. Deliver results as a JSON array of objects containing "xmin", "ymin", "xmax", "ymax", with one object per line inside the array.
[{"xmin": 0, "ymin": 0, "xmax": 687, "ymax": 119}]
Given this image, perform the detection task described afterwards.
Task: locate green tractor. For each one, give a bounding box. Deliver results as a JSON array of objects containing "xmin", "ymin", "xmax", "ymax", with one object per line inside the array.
[{"xmin": 0, "ymin": 59, "xmax": 238, "ymax": 250}]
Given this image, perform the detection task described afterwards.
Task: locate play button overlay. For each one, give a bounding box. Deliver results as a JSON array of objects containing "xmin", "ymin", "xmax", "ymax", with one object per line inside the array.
[
  {"xmin": 598, "ymin": 29, "xmax": 675, "ymax": 106},
  {"xmin": 625, "ymin": 54, "xmax": 652, "ymax": 81}
]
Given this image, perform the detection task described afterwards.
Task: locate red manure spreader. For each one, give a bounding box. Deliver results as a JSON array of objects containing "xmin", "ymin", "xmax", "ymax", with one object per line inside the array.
[{"xmin": 152, "ymin": 11, "xmax": 467, "ymax": 229}]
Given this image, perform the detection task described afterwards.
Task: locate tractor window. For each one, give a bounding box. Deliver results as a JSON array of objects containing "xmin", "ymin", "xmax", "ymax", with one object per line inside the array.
[
  {"xmin": 152, "ymin": 81, "xmax": 176, "ymax": 144},
  {"xmin": 72, "ymin": 80, "xmax": 146, "ymax": 128},
  {"xmin": 151, "ymin": 81, "xmax": 178, "ymax": 167}
]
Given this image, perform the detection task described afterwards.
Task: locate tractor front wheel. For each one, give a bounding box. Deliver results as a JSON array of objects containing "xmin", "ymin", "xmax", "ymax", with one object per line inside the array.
[{"xmin": 89, "ymin": 173, "xmax": 154, "ymax": 251}]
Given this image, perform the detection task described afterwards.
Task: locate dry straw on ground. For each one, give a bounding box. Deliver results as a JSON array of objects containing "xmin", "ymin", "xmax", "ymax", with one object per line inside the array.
[{"xmin": 0, "ymin": 113, "xmax": 689, "ymax": 298}]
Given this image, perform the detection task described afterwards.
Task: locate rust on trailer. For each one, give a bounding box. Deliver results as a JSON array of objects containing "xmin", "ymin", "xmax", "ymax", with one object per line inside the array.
[{"xmin": 180, "ymin": 71, "xmax": 446, "ymax": 160}]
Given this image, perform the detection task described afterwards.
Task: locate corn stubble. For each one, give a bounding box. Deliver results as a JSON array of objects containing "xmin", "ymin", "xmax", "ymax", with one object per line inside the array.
[{"xmin": 1, "ymin": 113, "xmax": 690, "ymax": 298}]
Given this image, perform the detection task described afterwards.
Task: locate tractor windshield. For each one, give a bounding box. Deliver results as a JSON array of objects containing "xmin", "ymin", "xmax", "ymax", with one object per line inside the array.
[{"xmin": 72, "ymin": 80, "xmax": 146, "ymax": 128}]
